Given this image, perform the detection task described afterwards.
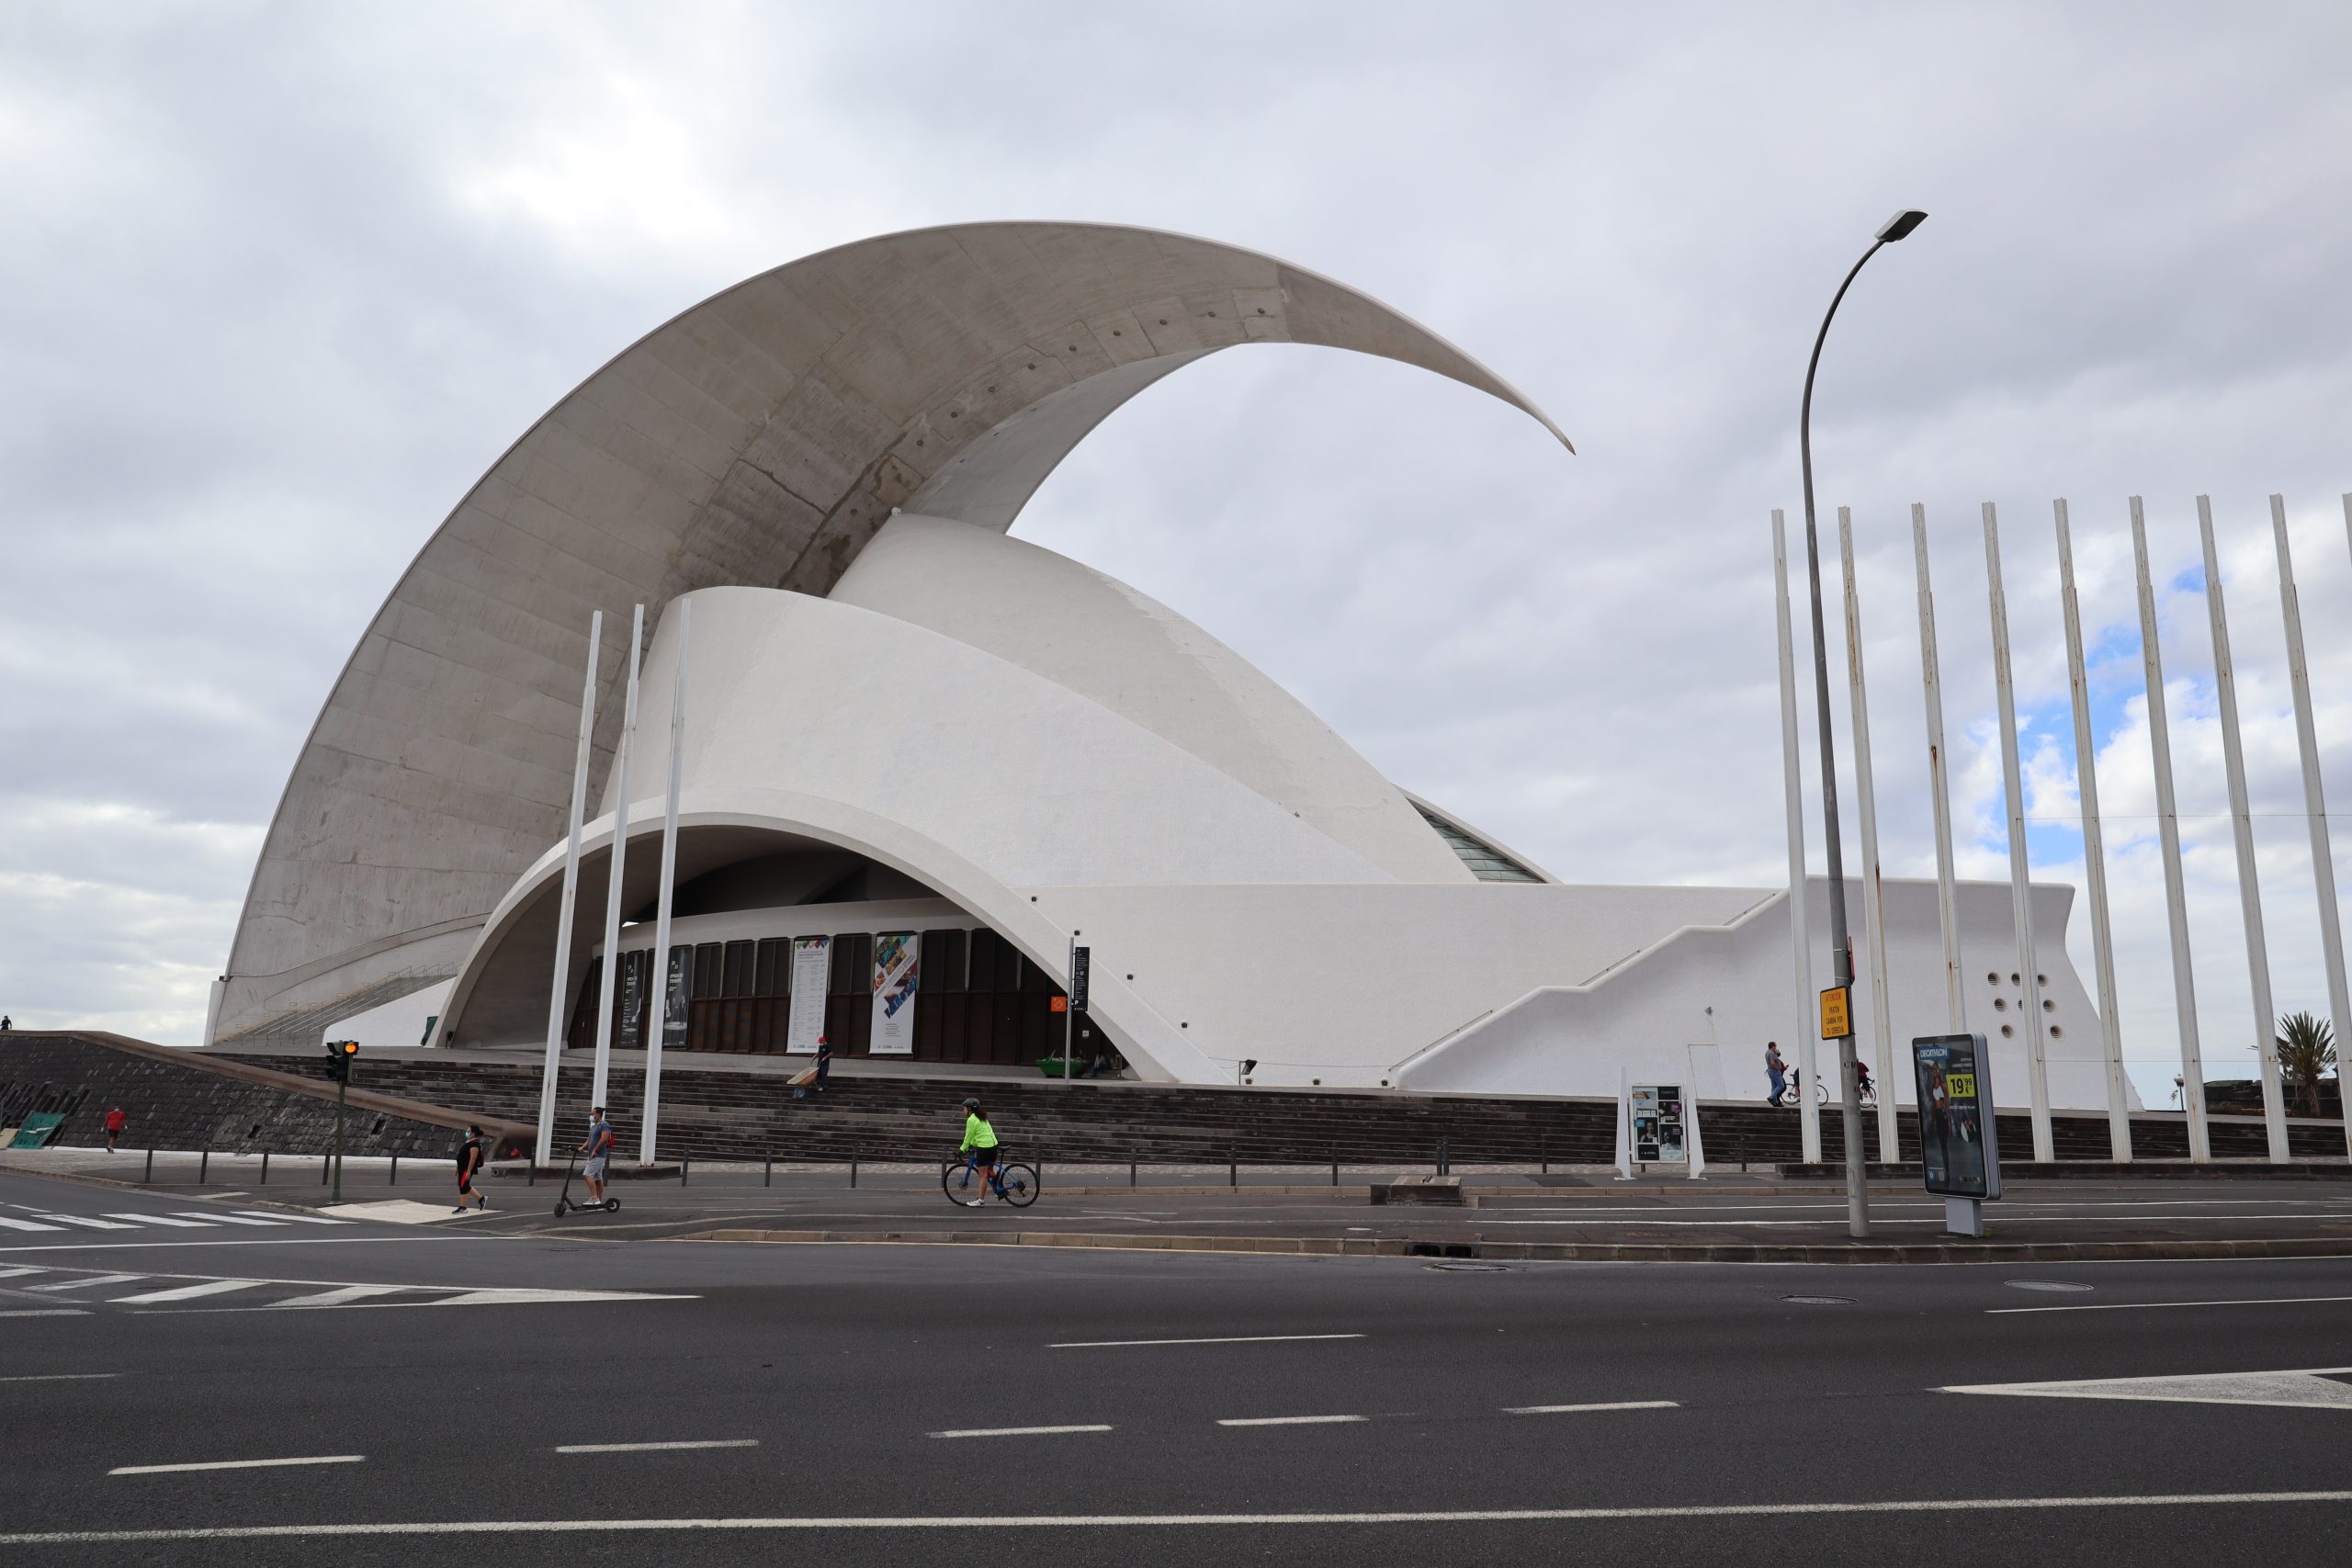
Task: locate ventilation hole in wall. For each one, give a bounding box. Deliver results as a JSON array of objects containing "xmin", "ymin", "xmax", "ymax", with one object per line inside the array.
[
  {"xmin": 2050, "ymin": 1025, "xmax": 2064, "ymax": 1039},
  {"xmin": 1257, "ymin": 307, "xmax": 1267, "ymax": 314},
  {"xmin": 1993, "ymin": 998, "xmax": 2007, "ymax": 1011},
  {"xmin": 2009, "ymin": 973, "xmax": 2021, "ymax": 986},
  {"xmin": 1159, "ymin": 318, "xmax": 1169, "ymax": 325},
  {"xmin": 1112, "ymin": 329, "xmax": 1120, "ymax": 335},
  {"xmin": 1026, "ymin": 362, "xmax": 1035, "ymax": 370},
  {"xmin": 1985, "ymin": 972, "xmax": 2001, "ymax": 985},
  {"xmin": 2036, "ymin": 973, "xmax": 2049, "ymax": 986},
  {"xmin": 988, "ymin": 385, "xmax": 997, "ymax": 393},
  {"xmin": 2043, "ymin": 998, "xmax": 2056, "ymax": 1011},
  {"xmin": 2000, "ymin": 1024, "xmax": 2015, "ymax": 1038}
]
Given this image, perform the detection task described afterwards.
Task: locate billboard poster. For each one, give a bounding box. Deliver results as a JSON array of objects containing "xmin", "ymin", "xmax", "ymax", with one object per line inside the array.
[
  {"xmin": 1630, "ymin": 1084, "xmax": 1687, "ymax": 1164},
  {"xmin": 1912, "ymin": 1032, "xmax": 2001, "ymax": 1199},
  {"xmin": 786, "ymin": 936, "xmax": 831, "ymax": 1055},
  {"xmin": 616, "ymin": 947, "xmax": 647, "ymax": 1051},
  {"xmin": 870, "ymin": 931, "xmax": 919, "ymax": 1055},
  {"xmin": 660, "ymin": 945, "xmax": 691, "ymax": 1055}
]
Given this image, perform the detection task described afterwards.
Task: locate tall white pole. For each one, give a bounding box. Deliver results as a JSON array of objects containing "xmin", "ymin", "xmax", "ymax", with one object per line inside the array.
[
  {"xmin": 1984, "ymin": 503, "xmax": 2055, "ymax": 1163},
  {"xmin": 640, "ymin": 600, "xmax": 693, "ymax": 1166},
  {"xmin": 2055, "ymin": 502, "xmax": 2132, "ymax": 1161},
  {"xmin": 590, "ymin": 604, "xmax": 645, "ymax": 1117},
  {"xmin": 2132, "ymin": 498, "xmax": 2211, "ymax": 1161},
  {"xmin": 1773, "ymin": 510, "xmax": 1822, "ymax": 1160},
  {"xmin": 2277, "ymin": 495, "xmax": 2352, "ymax": 1157},
  {"xmin": 535, "ymin": 610, "xmax": 604, "ymax": 1167},
  {"xmin": 1913, "ymin": 504, "xmax": 1966, "ymax": 1034},
  {"xmin": 2199, "ymin": 496, "xmax": 2289, "ymax": 1162},
  {"xmin": 1839, "ymin": 509, "xmax": 1899, "ymax": 1161}
]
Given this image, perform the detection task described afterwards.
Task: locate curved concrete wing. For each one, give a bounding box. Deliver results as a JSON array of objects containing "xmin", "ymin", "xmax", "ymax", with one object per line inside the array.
[{"xmin": 218, "ymin": 221, "xmax": 1570, "ymax": 1042}]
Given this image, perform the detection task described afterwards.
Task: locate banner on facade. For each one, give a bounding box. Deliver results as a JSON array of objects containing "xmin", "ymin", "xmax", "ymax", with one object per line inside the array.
[
  {"xmin": 870, "ymin": 931, "xmax": 919, "ymax": 1055},
  {"xmin": 660, "ymin": 945, "xmax": 691, "ymax": 1055},
  {"xmin": 616, "ymin": 948, "xmax": 647, "ymax": 1051},
  {"xmin": 786, "ymin": 936, "xmax": 831, "ymax": 1055}
]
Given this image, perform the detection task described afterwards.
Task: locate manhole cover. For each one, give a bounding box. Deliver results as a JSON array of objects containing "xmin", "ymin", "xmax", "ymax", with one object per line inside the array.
[
  {"xmin": 1425, "ymin": 1260, "xmax": 1514, "ymax": 1273},
  {"xmin": 1781, "ymin": 1294, "xmax": 1856, "ymax": 1305},
  {"xmin": 2005, "ymin": 1280, "xmax": 2094, "ymax": 1292}
]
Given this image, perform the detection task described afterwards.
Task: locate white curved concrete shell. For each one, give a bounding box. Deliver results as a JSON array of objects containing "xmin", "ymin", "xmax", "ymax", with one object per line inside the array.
[{"xmin": 217, "ymin": 221, "xmax": 1567, "ymax": 1043}]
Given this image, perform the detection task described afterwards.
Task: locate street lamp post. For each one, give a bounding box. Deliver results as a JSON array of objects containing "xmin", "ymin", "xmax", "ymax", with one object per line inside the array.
[{"xmin": 1798, "ymin": 209, "xmax": 1927, "ymax": 1240}]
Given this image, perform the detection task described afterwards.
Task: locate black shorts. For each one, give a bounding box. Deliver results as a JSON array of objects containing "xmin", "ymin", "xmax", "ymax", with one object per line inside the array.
[
  {"xmin": 458, "ymin": 1173, "xmax": 477, "ymax": 1194},
  {"xmin": 968, "ymin": 1147, "xmax": 998, "ymax": 1168}
]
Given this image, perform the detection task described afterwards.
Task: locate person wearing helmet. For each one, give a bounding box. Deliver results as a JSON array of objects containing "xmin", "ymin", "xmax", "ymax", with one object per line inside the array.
[{"xmin": 956, "ymin": 1097, "xmax": 1001, "ymax": 1205}]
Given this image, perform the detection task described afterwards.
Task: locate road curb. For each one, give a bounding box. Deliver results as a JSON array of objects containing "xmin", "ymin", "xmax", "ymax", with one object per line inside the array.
[{"xmin": 674, "ymin": 1228, "xmax": 2352, "ymax": 1264}]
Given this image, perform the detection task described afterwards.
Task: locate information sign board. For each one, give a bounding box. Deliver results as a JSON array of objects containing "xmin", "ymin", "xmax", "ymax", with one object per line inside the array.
[
  {"xmin": 1819, "ymin": 986, "xmax": 1851, "ymax": 1040},
  {"xmin": 1629, "ymin": 1083, "xmax": 1688, "ymax": 1164}
]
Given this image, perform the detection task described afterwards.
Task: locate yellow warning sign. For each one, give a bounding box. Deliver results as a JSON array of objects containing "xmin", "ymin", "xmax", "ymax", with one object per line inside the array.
[{"xmin": 1819, "ymin": 986, "xmax": 1853, "ymax": 1040}]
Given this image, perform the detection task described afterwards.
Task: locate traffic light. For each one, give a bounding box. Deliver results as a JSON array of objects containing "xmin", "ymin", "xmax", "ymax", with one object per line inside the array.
[{"xmin": 324, "ymin": 1039, "xmax": 359, "ymax": 1083}]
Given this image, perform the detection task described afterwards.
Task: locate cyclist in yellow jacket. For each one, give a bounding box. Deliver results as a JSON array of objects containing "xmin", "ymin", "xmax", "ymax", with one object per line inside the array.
[{"xmin": 957, "ymin": 1096, "xmax": 1001, "ymax": 1206}]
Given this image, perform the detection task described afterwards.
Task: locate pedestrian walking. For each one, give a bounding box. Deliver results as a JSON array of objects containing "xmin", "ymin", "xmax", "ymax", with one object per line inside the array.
[
  {"xmin": 0, "ymin": 1014, "xmax": 12, "ymax": 1031},
  {"xmin": 1765, "ymin": 1042, "xmax": 1789, "ymax": 1107},
  {"xmin": 813, "ymin": 1035, "xmax": 832, "ymax": 1093},
  {"xmin": 452, "ymin": 1124, "xmax": 490, "ymax": 1214},
  {"xmin": 577, "ymin": 1107, "xmax": 616, "ymax": 1206},
  {"xmin": 103, "ymin": 1106, "xmax": 126, "ymax": 1152}
]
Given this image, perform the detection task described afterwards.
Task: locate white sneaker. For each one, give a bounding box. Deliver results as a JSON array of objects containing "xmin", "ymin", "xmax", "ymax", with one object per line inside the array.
[{"xmin": 964, "ymin": 1198, "xmax": 986, "ymax": 1207}]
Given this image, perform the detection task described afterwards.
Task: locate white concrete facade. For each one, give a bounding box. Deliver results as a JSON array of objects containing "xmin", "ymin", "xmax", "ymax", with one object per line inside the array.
[{"xmin": 236, "ymin": 219, "xmax": 2126, "ymax": 1111}]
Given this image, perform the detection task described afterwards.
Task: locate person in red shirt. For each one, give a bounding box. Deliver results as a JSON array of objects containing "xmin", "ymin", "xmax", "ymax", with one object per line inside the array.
[{"xmin": 103, "ymin": 1106, "xmax": 127, "ymax": 1152}]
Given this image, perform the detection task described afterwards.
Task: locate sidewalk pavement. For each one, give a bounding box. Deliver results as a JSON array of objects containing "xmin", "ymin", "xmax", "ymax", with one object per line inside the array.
[{"xmin": 10, "ymin": 1145, "xmax": 2352, "ymax": 1262}]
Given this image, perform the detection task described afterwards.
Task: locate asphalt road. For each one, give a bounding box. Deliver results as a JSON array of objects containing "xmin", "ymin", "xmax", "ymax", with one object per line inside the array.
[{"xmin": 5, "ymin": 1167, "xmax": 2351, "ymax": 1566}]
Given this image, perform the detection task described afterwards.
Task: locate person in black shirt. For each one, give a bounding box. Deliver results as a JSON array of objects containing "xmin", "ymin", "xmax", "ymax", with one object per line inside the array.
[{"xmin": 452, "ymin": 1125, "xmax": 489, "ymax": 1214}]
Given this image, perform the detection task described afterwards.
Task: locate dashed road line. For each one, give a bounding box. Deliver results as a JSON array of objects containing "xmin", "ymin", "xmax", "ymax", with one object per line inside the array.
[
  {"xmin": 0, "ymin": 1372, "xmax": 117, "ymax": 1383},
  {"xmin": 0, "ymin": 1309, "xmax": 86, "ymax": 1318},
  {"xmin": 1990, "ymin": 1294, "xmax": 2352, "ymax": 1315},
  {"xmin": 930, "ymin": 1425, "xmax": 1114, "ymax": 1439},
  {"xmin": 1506, "ymin": 1401, "xmax": 1679, "ymax": 1415},
  {"xmin": 1050, "ymin": 1333, "xmax": 1365, "ymax": 1349},
  {"xmin": 1216, "ymin": 1415, "xmax": 1366, "ymax": 1427},
  {"xmin": 109, "ymin": 1455, "xmax": 364, "ymax": 1476},
  {"xmin": 110, "ymin": 1280, "xmax": 265, "ymax": 1304},
  {"xmin": 26, "ymin": 1275, "xmax": 144, "ymax": 1293},
  {"xmin": 556, "ymin": 1440, "xmax": 762, "ymax": 1454}
]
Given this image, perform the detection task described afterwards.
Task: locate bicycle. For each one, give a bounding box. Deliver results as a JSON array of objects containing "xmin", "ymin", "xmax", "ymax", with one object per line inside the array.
[{"xmin": 942, "ymin": 1146, "xmax": 1039, "ymax": 1208}]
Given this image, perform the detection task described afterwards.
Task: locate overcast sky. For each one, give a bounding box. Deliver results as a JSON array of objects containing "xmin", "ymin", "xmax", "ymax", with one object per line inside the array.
[{"xmin": 4, "ymin": 3, "xmax": 2350, "ymax": 1101}]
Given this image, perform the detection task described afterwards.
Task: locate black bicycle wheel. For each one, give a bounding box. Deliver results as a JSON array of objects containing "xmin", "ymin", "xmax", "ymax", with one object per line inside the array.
[
  {"xmin": 998, "ymin": 1162, "xmax": 1040, "ymax": 1208},
  {"xmin": 942, "ymin": 1156, "xmax": 976, "ymax": 1205}
]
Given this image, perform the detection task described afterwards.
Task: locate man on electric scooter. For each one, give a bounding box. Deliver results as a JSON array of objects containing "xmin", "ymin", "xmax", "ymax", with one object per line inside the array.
[{"xmin": 577, "ymin": 1107, "xmax": 616, "ymax": 1207}]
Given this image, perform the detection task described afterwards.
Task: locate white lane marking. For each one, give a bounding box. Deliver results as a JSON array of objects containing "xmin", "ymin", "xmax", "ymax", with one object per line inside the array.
[
  {"xmin": 183, "ymin": 1213, "xmax": 284, "ymax": 1227},
  {"xmin": 0, "ymin": 1215, "xmax": 65, "ymax": 1233},
  {"xmin": 1992, "ymin": 1294, "xmax": 2352, "ymax": 1315},
  {"xmin": 234, "ymin": 1211, "xmax": 347, "ymax": 1225},
  {"xmin": 424, "ymin": 1289, "xmax": 689, "ymax": 1307},
  {"xmin": 1216, "ymin": 1415, "xmax": 1367, "ymax": 1427},
  {"xmin": 1944, "ymin": 1367, "xmax": 2352, "ymax": 1412},
  {"xmin": 110, "ymin": 1280, "xmax": 266, "ymax": 1304},
  {"xmin": 556, "ymin": 1440, "xmax": 762, "ymax": 1454},
  {"xmin": 104, "ymin": 1213, "xmax": 215, "ymax": 1228},
  {"xmin": 36, "ymin": 1215, "xmax": 138, "ymax": 1230},
  {"xmin": 1051, "ymin": 1333, "xmax": 1365, "ymax": 1349},
  {"xmin": 0, "ymin": 1266, "xmax": 48, "ymax": 1279},
  {"xmin": 269, "ymin": 1285, "xmax": 411, "ymax": 1308},
  {"xmin": 27, "ymin": 1274, "xmax": 145, "ymax": 1293},
  {"xmin": 0, "ymin": 1235, "xmax": 497, "ymax": 1255},
  {"xmin": 930, "ymin": 1426, "xmax": 1113, "ymax": 1439},
  {"xmin": 1506, "ymin": 1401, "xmax": 1680, "ymax": 1415},
  {"xmin": 0, "ymin": 1372, "xmax": 118, "ymax": 1382},
  {"xmin": 1487, "ymin": 1215, "xmax": 2352, "ymax": 1228},
  {"xmin": 109, "ymin": 1455, "xmax": 365, "ymax": 1476},
  {"xmin": 0, "ymin": 1309, "xmax": 87, "ymax": 1318},
  {"xmin": 35, "ymin": 1490, "xmax": 2352, "ymax": 1543}
]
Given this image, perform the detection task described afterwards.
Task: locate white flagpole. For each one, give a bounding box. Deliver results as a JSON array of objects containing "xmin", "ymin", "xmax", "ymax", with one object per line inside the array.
[
  {"xmin": 2055, "ymin": 502, "xmax": 2132, "ymax": 1160},
  {"xmin": 1984, "ymin": 503, "xmax": 2055, "ymax": 1163},
  {"xmin": 2132, "ymin": 498, "xmax": 2211, "ymax": 1161},
  {"xmin": 1913, "ymin": 504, "xmax": 1966, "ymax": 1034},
  {"xmin": 590, "ymin": 604, "xmax": 644, "ymax": 1116},
  {"xmin": 2277, "ymin": 495, "xmax": 2352, "ymax": 1157},
  {"xmin": 535, "ymin": 609, "xmax": 603, "ymax": 1167},
  {"xmin": 640, "ymin": 599, "xmax": 693, "ymax": 1166},
  {"xmin": 1838, "ymin": 509, "xmax": 1899, "ymax": 1162},
  {"xmin": 2199, "ymin": 498, "xmax": 2289, "ymax": 1163},
  {"xmin": 1773, "ymin": 510, "xmax": 1822, "ymax": 1160}
]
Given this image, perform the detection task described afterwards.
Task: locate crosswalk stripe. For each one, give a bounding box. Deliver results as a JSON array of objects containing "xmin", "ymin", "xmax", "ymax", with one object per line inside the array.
[
  {"xmin": 173, "ymin": 1213, "xmax": 282, "ymax": 1227},
  {"xmin": 269, "ymin": 1285, "xmax": 410, "ymax": 1308},
  {"xmin": 26, "ymin": 1275, "xmax": 145, "ymax": 1293},
  {"xmin": 102, "ymin": 1214, "xmax": 216, "ymax": 1228},
  {"xmin": 232, "ymin": 1211, "xmax": 347, "ymax": 1226},
  {"xmin": 37, "ymin": 1215, "xmax": 137, "ymax": 1231},
  {"xmin": 0, "ymin": 1266, "xmax": 50, "ymax": 1279},
  {"xmin": 0, "ymin": 1216, "xmax": 65, "ymax": 1233},
  {"xmin": 111, "ymin": 1280, "xmax": 266, "ymax": 1304}
]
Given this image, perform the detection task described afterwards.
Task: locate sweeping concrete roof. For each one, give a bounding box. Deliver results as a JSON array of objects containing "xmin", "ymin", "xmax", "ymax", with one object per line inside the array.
[{"xmin": 217, "ymin": 220, "xmax": 1571, "ymax": 1043}]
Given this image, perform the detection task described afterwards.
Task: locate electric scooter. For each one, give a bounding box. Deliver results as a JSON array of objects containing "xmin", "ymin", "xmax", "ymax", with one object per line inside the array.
[{"xmin": 551, "ymin": 1152, "xmax": 622, "ymax": 1217}]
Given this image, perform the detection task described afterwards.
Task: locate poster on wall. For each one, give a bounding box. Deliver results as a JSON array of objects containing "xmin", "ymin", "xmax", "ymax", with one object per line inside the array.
[
  {"xmin": 659, "ymin": 946, "xmax": 691, "ymax": 1055},
  {"xmin": 786, "ymin": 936, "xmax": 831, "ymax": 1055},
  {"xmin": 616, "ymin": 949, "xmax": 647, "ymax": 1052},
  {"xmin": 870, "ymin": 931, "xmax": 919, "ymax": 1055}
]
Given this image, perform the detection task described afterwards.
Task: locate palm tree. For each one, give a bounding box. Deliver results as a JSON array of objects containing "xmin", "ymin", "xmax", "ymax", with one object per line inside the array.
[{"xmin": 2276, "ymin": 1011, "xmax": 2337, "ymax": 1118}]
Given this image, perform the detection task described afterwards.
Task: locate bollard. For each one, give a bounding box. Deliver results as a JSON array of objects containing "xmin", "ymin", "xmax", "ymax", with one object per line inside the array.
[
  {"xmin": 199, "ymin": 1148, "xmax": 209, "ymax": 1184},
  {"xmin": 260, "ymin": 1150, "xmax": 269, "ymax": 1184},
  {"xmin": 1130, "ymin": 1156, "xmax": 1137, "ymax": 1189},
  {"xmin": 850, "ymin": 1158, "xmax": 857, "ymax": 1190},
  {"xmin": 322, "ymin": 1153, "xmax": 331, "ymax": 1187},
  {"xmin": 1541, "ymin": 1133, "xmax": 1548, "ymax": 1176},
  {"xmin": 1229, "ymin": 1145, "xmax": 1238, "ymax": 1189},
  {"xmin": 529, "ymin": 1158, "xmax": 537, "ymax": 1187},
  {"xmin": 144, "ymin": 1147, "xmax": 153, "ymax": 1183},
  {"xmin": 764, "ymin": 1154, "xmax": 773, "ymax": 1188},
  {"xmin": 682, "ymin": 1156, "xmax": 690, "ymax": 1187},
  {"xmin": 390, "ymin": 1153, "xmax": 398, "ymax": 1188},
  {"xmin": 1331, "ymin": 1148, "xmax": 1338, "ymax": 1187}
]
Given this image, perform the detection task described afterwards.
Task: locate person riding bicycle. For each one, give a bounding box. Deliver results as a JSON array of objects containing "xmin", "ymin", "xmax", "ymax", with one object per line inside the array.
[
  {"xmin": 957, "ymin": 1097, "xmax": 1001, "ymax": 1206},
  {"xmin": 1853, "ymin": 1059, "xmax": 1875, "ymax": 1103}
]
